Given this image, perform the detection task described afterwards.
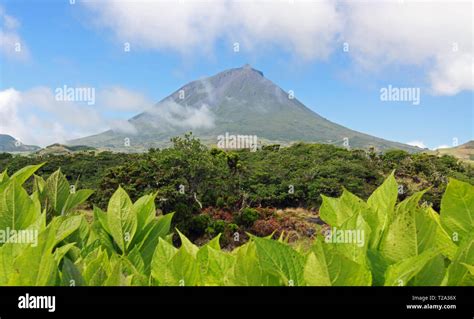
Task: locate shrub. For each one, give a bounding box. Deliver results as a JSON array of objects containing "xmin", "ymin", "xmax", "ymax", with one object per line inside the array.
[
  {"xmin": 206, "ymin": 220, "xmax": 227, "ymax": 236},
  {"xmin": 190, "ymin": 214, "xmax": 211, "ymax": 235},
  {"xmin": 237, "ymin": 207, "xmax": 260, "ymax": 227},
  {"xmin": 251, "ymin": 219, "xmax": 281, "ymax": 237},
  {"xmin": 216, "ymin": 197, "xmax": 226, "ymax": 209},
  {"xmin": 227, "ymin": 223, "xmax": 239, "ymax": 233}
]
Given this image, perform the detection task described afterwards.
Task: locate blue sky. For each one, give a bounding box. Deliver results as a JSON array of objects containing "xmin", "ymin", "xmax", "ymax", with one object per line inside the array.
[{"xmin": 0, "ymin": 0, "xmax": 472, "ymax": 148}]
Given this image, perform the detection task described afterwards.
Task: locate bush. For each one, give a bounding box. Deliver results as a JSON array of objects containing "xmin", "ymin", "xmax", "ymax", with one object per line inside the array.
[
  {"xmin": 190, "ymin": 214, "xmax": 211, "ymax": 235},
  {"xmin": 251, "ymin": 219, "xmax": 281, "ymax": 237},
  {"xmin": 237, "ymin": 207, "xmax": 260, "ymax": 227},
  {"xmin": 206, "ymin": 220, "xmax": 227, "ymax": 236},
  {"xmin": 173, "ymin": 202, "xmax": 195, "ymax": 234},
  {"xmin": 216, "ymin": 197, "xmax": 226, "ymax": 209},
  {"xmin": 227, "ymin": 223, "xmax": 239, "ymax": 233}
]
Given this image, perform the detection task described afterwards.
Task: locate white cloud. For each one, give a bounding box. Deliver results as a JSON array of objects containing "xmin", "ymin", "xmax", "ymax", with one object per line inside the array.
[
  {"xmin": 82, "ymin": 0, "xmax": 473, "ymax": 96},
  {"xmin": 0, "ymin": 5, "xmax": 29, "ymax": 60},
  {"xmin": 82, "ymin": 0, "xmax": 342, "ymax": 60},
  {"xmin": 22, "ymin": 87, "xmax": 103, "ymax": 129},
  {"xmin": 228, "ymin": 0, "xmax": 342, "ymax": 60},
  {"xmin": 147, "ymin": 100, "xmax": 215, "ymax": 129},
  {"xmin": 0, "ymin": 84, "xmax": 215, "ymax": 145},
  {"xmin": 98, "ymin": 86, "xmax": 153, "ymax": 112},
  {"xmin": 343, "ymin": 1, "xmax": 473, "ymax": 96},
  {"xmin": 83, "ymin": 0, "xmax": 229, "ymax": 55},
  {"xmin": 0, "ymin": 87, "xmax": 104, "ymax": 146},
  {"xmin": 108, "ymin": 119, "xmax": 138, "ymax": 135},
  {"xmin": 429, "ymin": 53, "xmax": 474, "ymax": 95},
  {"xmin": 434, "ymin": 144, "xmax": 451, "ymax": 150},
  {"xmin": 406, "ymin": 140, "xmax": 427, "ymax": 149},
  {"xmin": 0, "ymin": 88, "xmax": 29, "ymax": 141}
]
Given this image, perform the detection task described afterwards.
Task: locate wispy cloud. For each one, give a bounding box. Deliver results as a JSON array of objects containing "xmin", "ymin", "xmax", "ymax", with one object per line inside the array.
[
  {"xmin": 406, "ymin": 140, "xmax": 427, "ymax": 149},
  {"xmin": 0, "ymin": 5, "xmax": 30, "ymax": 61},
  {"xmin": 147, "ymin": 100, "xmax": 215, "ymax": 130}
]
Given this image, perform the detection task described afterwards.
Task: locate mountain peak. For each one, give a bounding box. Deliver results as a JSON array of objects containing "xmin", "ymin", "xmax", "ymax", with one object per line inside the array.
[
  {"xmin": 69, "ymin": 66, "xmax": 421, "ymax": 153},
  {"xmin": 240, "ymin": 64, "xmax": 264, "ymax": 77}
]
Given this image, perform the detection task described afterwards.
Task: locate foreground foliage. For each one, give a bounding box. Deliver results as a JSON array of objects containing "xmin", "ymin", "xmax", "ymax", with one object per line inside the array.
[{"xmin": 0, "ymin": 165, "xmax": 472, "ymax": 286}]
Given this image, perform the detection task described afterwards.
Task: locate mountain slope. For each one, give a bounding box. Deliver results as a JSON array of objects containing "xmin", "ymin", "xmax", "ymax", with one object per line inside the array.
[
  {"xmin": 35, "ymin": 144, "xmax": 96, "ymax": 156},
  {"xmin": 434, "ymin": 141, "xmax": 474, "ymax": 163},
  {"xmin": 0, "ymin": 134, "xmax": 40, "ymax": 153},
  {"xmin": 69, "ymin": 65, "xmax": 421, "ymax": 152}
]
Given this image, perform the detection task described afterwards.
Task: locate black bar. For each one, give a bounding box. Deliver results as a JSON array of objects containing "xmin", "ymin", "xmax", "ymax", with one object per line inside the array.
[{"xmin": 0, "ymin": 287, "xmax": 472, "ymax": 316}]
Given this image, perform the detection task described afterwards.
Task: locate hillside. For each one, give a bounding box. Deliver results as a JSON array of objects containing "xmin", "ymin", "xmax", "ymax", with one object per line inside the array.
[
  {"xmin": 69, "ymin": 65, "xmax": 421, "ymax": 153},
  {"xmin": 434, "ymin": 141, "xmax": 474, "ymax": 164},
  {"xmin": 36, "ymin": 143, "xmax": 96, "ymax": 156},
  {"xmin": 0, "ymin": 134, "xmax": 40, "ymax": 153}
]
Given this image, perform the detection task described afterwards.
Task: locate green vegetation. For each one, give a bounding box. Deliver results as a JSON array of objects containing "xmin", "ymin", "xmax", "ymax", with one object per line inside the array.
[
  {"xmin": 0, "ymin": 165, "xmax": 472, "ymax": 286},
  {"xmin": 1, "ymin": 133, "xmax": 473, "ymax": 245}
]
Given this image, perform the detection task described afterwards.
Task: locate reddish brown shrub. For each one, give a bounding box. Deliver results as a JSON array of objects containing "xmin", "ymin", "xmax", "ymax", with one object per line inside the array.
[{"xmin": 251, "ymin": 218, "xmax": 281, "ymax": 237}]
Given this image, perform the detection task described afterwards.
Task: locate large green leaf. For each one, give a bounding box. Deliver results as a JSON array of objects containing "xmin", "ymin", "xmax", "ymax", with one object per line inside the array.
[
  {"xmin": 104, "ymin": 255, "xmax": 129, "ymax": 286},
  {"xmin": 45, "ymin": 170, "xmax": 71, "ymax": 215},
  {"xmin": 412, "ymin": 255, "xmax": 447, "ymax": 286},
  {"xmin": 82, "ymin": 248, "xmax": 109, "ymax": 286},
  {"xmin": 93, "ymin": 206, "xmax": 110, "ymax": 234},
  {"xmin": 380, "ymin": 191, "xmax": 437, "ymax": 263},
  {"xmin": 231, "ymin": 242, "xmax": 279, "ymax": 286},
  {"xmin": 0, "ymin": 170, "xmax": 8, "ymax": 184},
  {"xmin": 253, "ymin": 236, "xmax": 305, "ymax": 286},
  {"xmin": 442, "ymin": 235, "xmax": 474, "ymax": 286},
  {"xmin": 0, "ymin": 243, "xmax": 19, "ymax": 285},
  {"xmin": 9, "ymin": 164, "xmax": 44, "ymax": 186},
  {"xmin": 132, "ymin": 193, "xmax": 156, "ymax": 234},
  {"xmin": 320, "ymin": 190, "xmax": 366, "ymax": 227},
  {"xmin": 440, "ymin": 179, "xmax": 474, "ymax": 244},
  {"xmin": 8, "ymin": 221, "xmax": 65, "ymax": 285},
  {"xmin": 139, "ymin": 213, "xmax": 174, "ymax": 272},
  {"xmin": 151, "ymin": 238, "xmax": 178, "ymax": 285},
  {"xmin": 325, "ymin": 210, "xmax": 371, "ymax": 266},
  {"xmin": 0, "ymin": 179, "xmax": 40, "ymax": 232},
  {"xmin": 54, "ymin": 215, "xmax": 83, "ymax": 247},
  {"xmin": 62, "ymin": 189, "xmax": 94, "ymax": 215},
  {"xmin": 196, "ymin": 235, "xmax": 234, "ymax": 285},
  {"xmin": 33, "ymin": 175, "xmax": 46, "ymax": 198},
  {"xmin": 367, "ymin": 172, "xmax": 398, "ymax": 249},
  {"xmin": 107, "ymin": 187, "xmax": 137, "ymax": 254},
  {"xmin": 61, "ymin": 257, "xmax": 85, "ymax": 286},
  {"xmin": 177, "ymin": 229, "xmax": 199, "ymax": 257},
  {"xmin": 384, "ymin": 249, "xmax": 440, "ymax": 286},
  {"xmin": 168, "ymin": 247, "xmax": 200, "ymax": 286},
  {"xmin": 426, "ymin": 207, "xmax": 458, "ymax": 260},
  {"xmin": 304, "ymin": 240, "xmax": 372, "ymax": 286},
  {"xmin": 198, "ymin": 246, "xmax": 234, "ymax": 285}
]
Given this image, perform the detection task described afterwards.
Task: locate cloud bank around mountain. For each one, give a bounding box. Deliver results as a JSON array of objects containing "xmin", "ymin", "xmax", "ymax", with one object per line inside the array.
[{"xmin": 0, "ymin": 86, "xmax": 153, "ymax": 147}]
